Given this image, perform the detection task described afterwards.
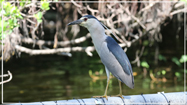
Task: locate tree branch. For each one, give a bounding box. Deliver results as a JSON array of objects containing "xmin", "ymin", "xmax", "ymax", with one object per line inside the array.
[
  {"xmin": 21, "ymin": 34, "xmax": 91, "ymax": 47},
  {"xmin": 15, "ymin": 45, "xmax": 95, "ymax": 56},
  {"xmin": 0, "ymin": 71, "xmax": 13, "ymax": 84}
]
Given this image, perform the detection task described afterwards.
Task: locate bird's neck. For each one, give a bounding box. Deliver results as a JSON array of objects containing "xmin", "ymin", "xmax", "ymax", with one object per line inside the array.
[
  {"xmin": 89, "ymin": 28, "xmax": 107, "ymax": 47},
  {"xmin": 87, "ymin": 23, "xmax": 107, "ymax": 42},
  {"xmin": 87, "ymin": 23, "xmax": 107, "ymax": 53}
]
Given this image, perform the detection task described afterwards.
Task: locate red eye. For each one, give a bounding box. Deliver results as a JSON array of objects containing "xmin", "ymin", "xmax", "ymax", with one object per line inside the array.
[{"xmin": 84, "ymin": 18, "xmax": 87, "ymax": 21}]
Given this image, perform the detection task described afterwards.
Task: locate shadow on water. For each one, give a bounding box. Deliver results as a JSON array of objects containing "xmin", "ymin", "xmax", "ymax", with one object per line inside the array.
[{"xmin": 2, "ymin": 51, "xmax": 184, "ymax": 102}]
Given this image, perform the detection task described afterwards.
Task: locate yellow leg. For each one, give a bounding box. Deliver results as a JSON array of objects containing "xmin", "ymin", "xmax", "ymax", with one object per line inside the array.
[
  {"xmin": 93, "ymin": 78, "xmax": 110, "ymax": 100},
  {"xmin": 104, "ymin": 78, "xmax": 110, "ymax": 97},
  {"xmin": 118, "ymin": 80, "xmax": 123, "ymax": 98},
  {"xmin": 112, "ymin": 80, "xmax": 124, "ymax": 99}
]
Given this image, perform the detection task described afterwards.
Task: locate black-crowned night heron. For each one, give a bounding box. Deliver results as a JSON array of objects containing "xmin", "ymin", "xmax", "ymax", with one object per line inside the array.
[{"xmin": 68, "ymin": 15, "xmax": 134, "ymax": 99}]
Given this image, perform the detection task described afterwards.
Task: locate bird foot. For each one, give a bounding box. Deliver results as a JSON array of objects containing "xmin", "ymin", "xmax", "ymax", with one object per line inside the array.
[
  {"xmin": 111, "ymin": 94, "xmax": 124, "ymax": 99},
  {"xmin": 93, "ymin": 95, "xmax": 108, "ymax": 100}
]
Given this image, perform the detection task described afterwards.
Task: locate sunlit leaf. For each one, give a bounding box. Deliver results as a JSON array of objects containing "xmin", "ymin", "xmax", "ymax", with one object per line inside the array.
[
  {"xmin": 141, "ymin": 61, "xmax": 149, "ymax": 68},
  {"xmin": 0, "ymin": 0, "xmax": 5, "ymax": 4},
  {"xmin": 10, "ymin": 6, "xmax": 17, "ymax": 14},
  {"xmin": 175, "ymin": 72, "xmax": 180, "ymax": 77},
  {"xmin": 34, "ymin": 12, "xmax": 42, "ymax": 19},
  {"xmin": 20, "ymin": 2, "xmax": 24, "ymax": 7},
  {"xmin": 34, "ymin": 12, "xmax": 43, "ymax": 23},
  {"xmin": 41, "ymin": 1, "xmax": 50, "ymax": 10},
  {"xmin": 3, "ymin": 21, "xmax": 8, "ymax": 29},
  {"xmin": 4, "ymin": 2, "xmax": 11, "ymax": 8},
  {"xmin": 99, "ymin": 69, "xmax": 103, "ymax": 75},
  {"xmin": 161, "ymin": 70, "xmax": 166, "ymax": 75},
  {"xmin": 89, "ymin": 70, "xmax": 92, "ymax": 76},
  {"xmin": 38, "ymin": 12, "xmax": 43, "ymax": 19},
  {"xmin": 179, "ymin": 55, "xmax": 187, "ymax": 63},
  {"xmin": 16, "ymin": 13, "xmax": 23, "ymax": 19},
  {"xmin": 38, "ymin": 19, "xmax": 42, "ymax": 23}
]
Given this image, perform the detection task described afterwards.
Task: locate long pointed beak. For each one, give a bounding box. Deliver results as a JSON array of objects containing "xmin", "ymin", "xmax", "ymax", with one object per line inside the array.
[{"xmin": 67, "ymin": 19, "xmax": 83, "ymax": 26}]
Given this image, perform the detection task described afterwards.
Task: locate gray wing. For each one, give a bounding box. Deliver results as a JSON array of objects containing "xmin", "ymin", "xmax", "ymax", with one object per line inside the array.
[{"xmin": 99, "ymin": 36, "xmax": 134, "ymax": 89}]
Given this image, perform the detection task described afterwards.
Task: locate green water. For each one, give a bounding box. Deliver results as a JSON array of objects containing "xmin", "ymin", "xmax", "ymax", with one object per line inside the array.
[{"xmin": 2, "ymin": 53, "xmax": 184, "ymax": 102}]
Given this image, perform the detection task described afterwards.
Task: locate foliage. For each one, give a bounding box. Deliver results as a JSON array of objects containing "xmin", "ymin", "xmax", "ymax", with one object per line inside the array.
[
  {"xmin": 158, "ymin": 54, "xmax": 167, "ymax": 61},
  {"xmin": 41, "ymin": 1, "xmax": 50, "ymax": 10},
  {"xmin": 161, "ymin": 70, "xmax": 166, "ymax": 75},
  {"xmin": 179, "ymin": 55, "xmax": 187, "ymax": 63},
  {"xmin": 141, "ymin": 61, "xmax": 149, "ymax": 68},
  {"xmin": 0, "ymin": 0, "xmax": 51, "ymax": 61},
  {"xmin": 156, "ymin": 70, "xmax": 166, "ymax": 76},
  {"xmin": 172, "ymin": 57, "xmax": 181, "ymax": 67},
  {"xmin": 172, "ymin": 55, "xmax": 187, "ymax": 66},
  {"xmin": 171, "ymin": 55, "xmax": 187, "ymax": 78},
  {"xmin": 0, "ymin": 1, "xmax": 23, "ymax": 40},
  {"xmin": 34, "ymin": 12, "xmax": 43, "ymax": 23},
  {"xmin": 0, "ymin": 0, "xmax": 50, "ymax": 41}
]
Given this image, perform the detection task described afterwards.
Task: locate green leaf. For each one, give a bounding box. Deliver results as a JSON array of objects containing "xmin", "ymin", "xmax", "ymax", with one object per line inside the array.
[
  {"xmin": 179, "ymin": 55, "xmax": 187, "ymax": 63},
  {"xmin": 141, "ymin": 61, "xmax": 149, "ymax": 68},
  {"xmin": 99, "ymin": 69, "xmax": 103, "ymax": 75},
  {"xmin": 34, "ymin": 12, "xmax": 42, "ymax": 19},
  {"xmin": 161, "ymin": 70, "xmax": 166, "ymax": 75},
  {"xmin": 41, "ymin": 2, "xmax": 50, "ymax": 10},
  {"xmin": 0, "ymin": 0, "xmax": 5, "ymax": 4},
  {"xmin": 34, "ymin": 12, "xmax": 43, "ymax": 23},
  {"xmin": 38, "ymin": 19, "xmax": 42, "ymax": 23},
  {"xmin": 89, "ymin": 70, "xmax": 92, "ymax": 76},
  {"xmin": 158, "ymin": 54, "xmax": 166, "ymax": 61},
  {"xmin": 37, "ymin": 12, "xmax": 43, "ymax": 19},
  {"xmin": 175, "ymin": 72, "xmax": 180, "ymax": 77},
  {"xmin": 16, "ymin": 13, "xmax": 23, "ymax": 19},
  {"xmin": 157, "ymin": 71, "xmax": 161, "ymax": 75},
  {"xmin": 172, "ymin": 57, "xmax": 181, "ymax": 67},
  {"xmin": 20, "ymin": 2, "xmax": 24, "ymax": 7},
  {"xmin": 4, "ymin": 2, "xmax": 11, "ymax": 8},
  {"xmin": 10, "ymin": 6, "xmax": 17, "ymax": 14},
  {"xmin": 3, "ymin": 21, "xmax": 8, "ymax": 29}
]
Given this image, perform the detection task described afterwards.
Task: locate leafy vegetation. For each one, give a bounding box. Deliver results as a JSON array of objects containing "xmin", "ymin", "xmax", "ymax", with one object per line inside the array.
[
  {"xmin": 0, "ymin": 0, "xmax": 50, "ymax": 40},
  {"xmin": 0, "ymin": 1, "xmax": 23, "ymax": 40}
]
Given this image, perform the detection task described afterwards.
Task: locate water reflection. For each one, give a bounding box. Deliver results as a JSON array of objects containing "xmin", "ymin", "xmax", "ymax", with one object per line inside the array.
[
  {"xmin": 3, "ymin": 54, "xmax": 184, "ymax": 102},
  {"xmin": 3, "ymin": 67, "xmax": 184, "ymax": 102}
]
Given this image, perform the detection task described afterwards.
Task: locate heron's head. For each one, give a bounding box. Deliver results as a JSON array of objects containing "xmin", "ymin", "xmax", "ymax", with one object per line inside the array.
[{"xmin": 68, "ymin": 15, "xmax": 100, "ymax": 29}]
